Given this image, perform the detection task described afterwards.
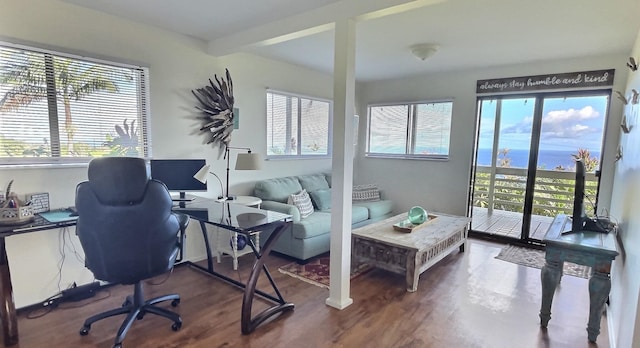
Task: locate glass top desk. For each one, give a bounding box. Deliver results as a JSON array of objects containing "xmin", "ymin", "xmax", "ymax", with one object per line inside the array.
[
  {"xmin": 173, "ymin": 198, "xmax": 295, "ymax": 335},
  {"xmin": 0, "ymin": 199, "xmax": 293, "ymax": 345}
]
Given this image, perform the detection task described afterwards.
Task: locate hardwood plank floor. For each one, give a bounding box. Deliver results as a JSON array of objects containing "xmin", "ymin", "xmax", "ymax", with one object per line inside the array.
[{"xmin": 13, "ymin": 240, "xmax": 607, "ymax": 348}]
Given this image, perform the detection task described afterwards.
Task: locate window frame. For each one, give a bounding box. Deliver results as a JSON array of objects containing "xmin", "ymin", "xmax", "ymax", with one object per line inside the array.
[
  {"xmin": 0, "ymin": 41, "xmax": 151, "ymax": 167},
  {"xmin": 265, "ymin": 89, "xmax": 333, "ymax": 160},
  {"xmin": 366, "ymin": 99, "xmax": 453, "ymax": 161}
]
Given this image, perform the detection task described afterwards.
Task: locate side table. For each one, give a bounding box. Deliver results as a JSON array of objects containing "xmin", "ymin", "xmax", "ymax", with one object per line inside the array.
[
  {"xmin": 540, "ymin": 214, "xmax": 618, "ymax": 342},
  {"xmin": 215, "ymin": 196, "xmax": 263, "ymax": 270}
]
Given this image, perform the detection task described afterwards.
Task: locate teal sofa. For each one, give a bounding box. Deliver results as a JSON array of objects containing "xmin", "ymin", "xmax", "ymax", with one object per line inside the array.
[{"xmin": 253, "ymin": 173, "xmax": 394, "ymax": 261}]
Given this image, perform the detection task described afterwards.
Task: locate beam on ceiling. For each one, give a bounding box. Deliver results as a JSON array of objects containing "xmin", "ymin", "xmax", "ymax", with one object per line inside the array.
[{"xmin": 207, "ymin": 0, "xmax": 446, "ymax": 56}]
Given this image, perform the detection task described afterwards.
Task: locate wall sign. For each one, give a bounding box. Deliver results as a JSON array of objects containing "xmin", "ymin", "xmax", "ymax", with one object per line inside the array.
[{"xmin": 476, "ymin": 69, "xmax": 615, "ymax": 94}]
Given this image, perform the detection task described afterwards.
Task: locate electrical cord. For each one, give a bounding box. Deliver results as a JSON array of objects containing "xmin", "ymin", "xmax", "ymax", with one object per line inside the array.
[
  {"xmin": 147, "ymin": 268, "xmax": 174, "ymax": 286},
  {"xmin": 26, "ymin": 289, "xmax": 112, "ymax": 319}
]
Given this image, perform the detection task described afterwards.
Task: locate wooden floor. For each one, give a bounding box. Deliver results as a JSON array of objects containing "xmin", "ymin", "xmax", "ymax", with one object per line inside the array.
[
  {"xmin": 13, "ymin": 240, "xmax": 607, "ymax": 348},
  {"xmin": 472, "ymin": 207, "xmax": 554, "ymax": 240}
]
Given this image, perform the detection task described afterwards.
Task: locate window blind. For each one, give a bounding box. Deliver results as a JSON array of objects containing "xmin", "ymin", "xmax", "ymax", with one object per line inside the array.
[
  {"xmin": 367, "ymin": 101, "xmax": 453, "ymax": 159},
  {"xmin": 0, "ymin": 42, "xmax": 150, "ymax": 165},
  {"xmin": 266, "ymin": 90, "xmax": 331, "ymax": 157}
]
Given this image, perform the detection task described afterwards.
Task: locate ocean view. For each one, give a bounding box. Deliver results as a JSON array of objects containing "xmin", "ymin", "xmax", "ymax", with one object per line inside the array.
[{"xmin": 476, "ymin": 148, "xmax": 601, "ymax": 170}]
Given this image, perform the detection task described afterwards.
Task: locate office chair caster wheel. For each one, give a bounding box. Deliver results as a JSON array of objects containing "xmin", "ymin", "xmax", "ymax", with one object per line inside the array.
[
  {"xmin": 136, "ymin": 313, "xmax": 145, "ymax": 320},
  {"xmin": 172, "ymin": 321, "xmax": 182, "ymax": 331},
  {"xmin": 171, "ymin": 299, "xmax": 180, "ymax": 307},
  {"xmin": 122, "ymin": 299, "xmax": 131, "ymax": 307},
  {"xmin": 79, "ymin": 325, "xmax": 90, "ymax": 336}
]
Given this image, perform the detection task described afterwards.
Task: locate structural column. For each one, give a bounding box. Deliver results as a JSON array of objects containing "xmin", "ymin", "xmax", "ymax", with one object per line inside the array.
[{"xmin": 326, "ymin": 17, "xmax": 356, "ymax": 310}]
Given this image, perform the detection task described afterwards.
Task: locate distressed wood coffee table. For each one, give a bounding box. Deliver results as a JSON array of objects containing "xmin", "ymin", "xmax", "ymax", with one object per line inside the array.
[{"xmin": 352, "ymin": 212, "xmax": 470, "ymax": 292}]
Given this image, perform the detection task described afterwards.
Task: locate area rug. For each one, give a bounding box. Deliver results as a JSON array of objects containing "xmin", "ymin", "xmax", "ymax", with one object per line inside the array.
[
  {"xmin": 278, "ymin": 256, "xmax": 371, "ymax": 289},
  {"xmin": 495, "ymin": 245, "xmax": 591, "ymax": 279}
]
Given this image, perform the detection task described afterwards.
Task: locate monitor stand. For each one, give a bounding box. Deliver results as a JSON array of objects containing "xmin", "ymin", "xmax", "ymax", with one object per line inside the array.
[{"xmin": 172, "ymin": 192, "xmax": 195, "ymax": 202}]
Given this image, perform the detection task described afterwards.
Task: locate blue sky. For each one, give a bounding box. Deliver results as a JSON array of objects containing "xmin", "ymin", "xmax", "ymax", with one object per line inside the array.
[{"xmin": 478, "ymin": 95, "xmax": 609, "ymax": 152}]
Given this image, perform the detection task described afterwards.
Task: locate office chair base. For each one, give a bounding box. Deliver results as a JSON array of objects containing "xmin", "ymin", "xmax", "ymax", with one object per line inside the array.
[{"xmin": 79, "ymin": 282, "xmax": 181, "ymax": 348}]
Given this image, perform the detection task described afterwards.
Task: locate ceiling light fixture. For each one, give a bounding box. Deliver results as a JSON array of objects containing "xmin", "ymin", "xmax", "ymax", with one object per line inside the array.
[{"xmin": 410, "ymin": 43, "xmax": 439, "ymax": 61}]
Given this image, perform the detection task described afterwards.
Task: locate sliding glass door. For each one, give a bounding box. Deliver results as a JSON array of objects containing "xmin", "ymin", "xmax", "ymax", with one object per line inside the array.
[{"xmin": 470, "ymin": 91, "xmax": 610, "ymax": 242}]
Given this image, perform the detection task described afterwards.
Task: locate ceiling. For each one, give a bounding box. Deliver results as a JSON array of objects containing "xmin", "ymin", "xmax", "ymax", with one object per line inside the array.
[{"xmin": 63, "ymin": 0, "xmax": 640, "ymax": 82}]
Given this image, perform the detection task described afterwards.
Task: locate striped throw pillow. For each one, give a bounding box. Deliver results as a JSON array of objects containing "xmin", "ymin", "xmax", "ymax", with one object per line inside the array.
[
  {"xmin": 288, "ymin": 189, "xmax": 314, "ymax": 219},
  {"xmin": 352, "ymin": 184, "xmax": 381, "ymax": 202}
]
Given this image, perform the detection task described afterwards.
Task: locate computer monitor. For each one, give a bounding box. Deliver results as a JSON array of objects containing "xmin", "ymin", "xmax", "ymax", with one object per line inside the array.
[
  {"xmin": 571, "ymin": 159, "xmax": 587, "ymax": 233},
  {"xmin": 568, "ymin": 159, "xmax": 609, "ymax": 234},
  {"xmin": 150, "ymin": 159, "xmax": 207, "ymax": 201}
]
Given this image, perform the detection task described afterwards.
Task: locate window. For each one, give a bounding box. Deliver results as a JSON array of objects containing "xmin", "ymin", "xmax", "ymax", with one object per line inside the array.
[
  {"xmin": 0, "ymin": 42, "xmax": 149, "ymax": 165},
  {"xmin": 367, "ymin": 101, "xmax": 453, "ymax": 159},
  {"xmin": 266, "ymin": 90, "xmax": 332, "ymax": 158}
]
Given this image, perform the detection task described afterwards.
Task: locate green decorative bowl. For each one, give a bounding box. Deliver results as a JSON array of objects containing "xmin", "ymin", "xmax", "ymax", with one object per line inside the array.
[{"xmin": 408, "ymin": 206, "xmax": 428, "ymax": 225}]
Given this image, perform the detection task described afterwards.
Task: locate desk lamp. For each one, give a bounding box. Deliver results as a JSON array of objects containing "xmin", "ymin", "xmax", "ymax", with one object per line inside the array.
[{"xmin": 194, "ymin": 147, "xmax": 261, "ymax": 200}]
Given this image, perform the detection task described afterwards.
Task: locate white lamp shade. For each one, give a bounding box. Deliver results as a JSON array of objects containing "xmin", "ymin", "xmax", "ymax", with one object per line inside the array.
[
  {"xmin": 193, "ymin": 164, "xmax": 211, "ymax": 183},
  {"xmin": 235, "ymin": 153, "xmax": 262, "ymax": 170}
]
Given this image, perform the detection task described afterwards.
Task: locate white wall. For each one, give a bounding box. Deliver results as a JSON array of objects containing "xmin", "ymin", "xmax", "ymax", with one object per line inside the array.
[
  {"xmin": 608, "ymin": 27, "xmax": 640, "ymax": 348},
  {"xmin": 0, "ymin": 0, "xmax": 332, "ymax": 308},
  {"xmin": 356, "ymin": 55, "xmax": 628, "ymax": 216}
]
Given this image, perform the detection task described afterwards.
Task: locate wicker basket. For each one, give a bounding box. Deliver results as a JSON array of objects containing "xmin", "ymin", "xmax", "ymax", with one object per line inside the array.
[{"xmin": 0, "ymin": 206, "xmax": 34, "ymax": 226}]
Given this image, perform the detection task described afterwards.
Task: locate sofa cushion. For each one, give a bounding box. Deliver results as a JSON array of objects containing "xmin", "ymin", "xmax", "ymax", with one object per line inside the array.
[
  {"xmin": 288, "ymin": 189, "xmax": 314, "ymax": 219},
  {"xmin": 353, "ymin": 200, "xmax": 394, "ymax": 219},
  {"xmin": 292, "ymin": 212, "xmax": 332, "ymax": 239},
  {"xmin": 351, "ymin": 205, "xmax": 369, "ymax": 224},
  {"xmin": 291, "ymin": 208, "xmax": 369, "ymax": 240},
  {"xmin": 254, "ymin": 176, "xmax": 302, "ymax": 203},
  {"xmin": 297, "ymin": 174, "xmax": 330, "ymax": 192},
  {"xmin": 352, "ymin": 184, "xmax": 381, "ymax": 202},
  {"xmin": 309, "ymin": 189, "xmax": 331, "ymax": 211}
]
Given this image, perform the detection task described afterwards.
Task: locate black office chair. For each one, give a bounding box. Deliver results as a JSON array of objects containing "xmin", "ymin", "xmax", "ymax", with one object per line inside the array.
[{"xmin": 75, "ymin": 157, "xmax": 189, "ymax": 348}]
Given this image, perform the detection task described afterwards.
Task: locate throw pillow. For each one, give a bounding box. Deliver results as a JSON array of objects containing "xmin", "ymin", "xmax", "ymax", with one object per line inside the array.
[
  {"xmin": 288, "ymin": 189, "xmax": 314, "ymax": 219},
  {"xmin": 309, "ymin": 189, "xmax": 332, "ymax": 211},
  {"xmin": 352, "ymin": 184, "xmax": 381, "ymax": 202}
]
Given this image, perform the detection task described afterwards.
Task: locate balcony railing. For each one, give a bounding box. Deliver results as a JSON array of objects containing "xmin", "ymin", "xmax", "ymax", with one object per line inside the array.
[{"xmin": 473, "ymin": 166, "xmax": 598, "ymax": 218}]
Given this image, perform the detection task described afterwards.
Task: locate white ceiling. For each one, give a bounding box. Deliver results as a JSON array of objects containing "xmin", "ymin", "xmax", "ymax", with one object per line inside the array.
[{"xmin": 63, "ymin": 0, "xmax": 640, "ymax": 82}]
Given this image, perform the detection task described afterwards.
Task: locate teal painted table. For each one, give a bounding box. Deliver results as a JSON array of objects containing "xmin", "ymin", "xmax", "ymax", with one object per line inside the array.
[{"xmin": 540, "ymin": 214, "xmax": 618, "ymax": 342}]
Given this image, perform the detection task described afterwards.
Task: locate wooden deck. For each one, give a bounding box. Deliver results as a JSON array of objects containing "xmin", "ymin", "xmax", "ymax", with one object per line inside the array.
[{"xmin": 471, "ymin": 207, "xmax": 553, "ymax": 240}]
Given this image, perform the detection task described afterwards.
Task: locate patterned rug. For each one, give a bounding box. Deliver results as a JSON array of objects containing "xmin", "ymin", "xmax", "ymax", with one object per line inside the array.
[
  {"xmin": 495, "ymin": 245, "xmax": 591, "ymax": 279},
  {"xmin": 278, "ymin": 256, "xmax": 371, "ymax": 289}
]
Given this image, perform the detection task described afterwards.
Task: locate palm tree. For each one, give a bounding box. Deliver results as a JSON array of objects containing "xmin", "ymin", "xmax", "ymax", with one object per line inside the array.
[
  {"xmin": 572, "ymin": 148, "xmax": 599, "ymax": 172},
  {"xmin": 0, "ymin": 50, "xmax": 120, "ymax": 155}
]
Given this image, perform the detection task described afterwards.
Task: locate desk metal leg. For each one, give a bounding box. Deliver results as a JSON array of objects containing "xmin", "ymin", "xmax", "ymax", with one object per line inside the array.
[
  {"xmin": 199, "ymin": 220, "xmax": 214, "ymax": 272},
  {"xmin": 241, "ymin": 221, "xmax": 294, "ymax": 334},
  {"xmin": 0, "ymin": 237, "xmax": 18, "ymax": 346},
  {"xmin": 187, "ymin": 220, "xmax": 294, "ymax": 334}
]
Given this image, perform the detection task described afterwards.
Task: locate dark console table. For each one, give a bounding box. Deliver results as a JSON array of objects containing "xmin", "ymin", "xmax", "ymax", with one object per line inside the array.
[{"xmin": 540, "ymin": 214, "xmax": 618, "ymax": 342}]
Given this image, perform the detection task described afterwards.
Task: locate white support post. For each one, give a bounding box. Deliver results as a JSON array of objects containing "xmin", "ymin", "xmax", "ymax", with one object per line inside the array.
[{"xmin": 326, "ymin": 18, "xmax": 356, "ymax": 310}]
